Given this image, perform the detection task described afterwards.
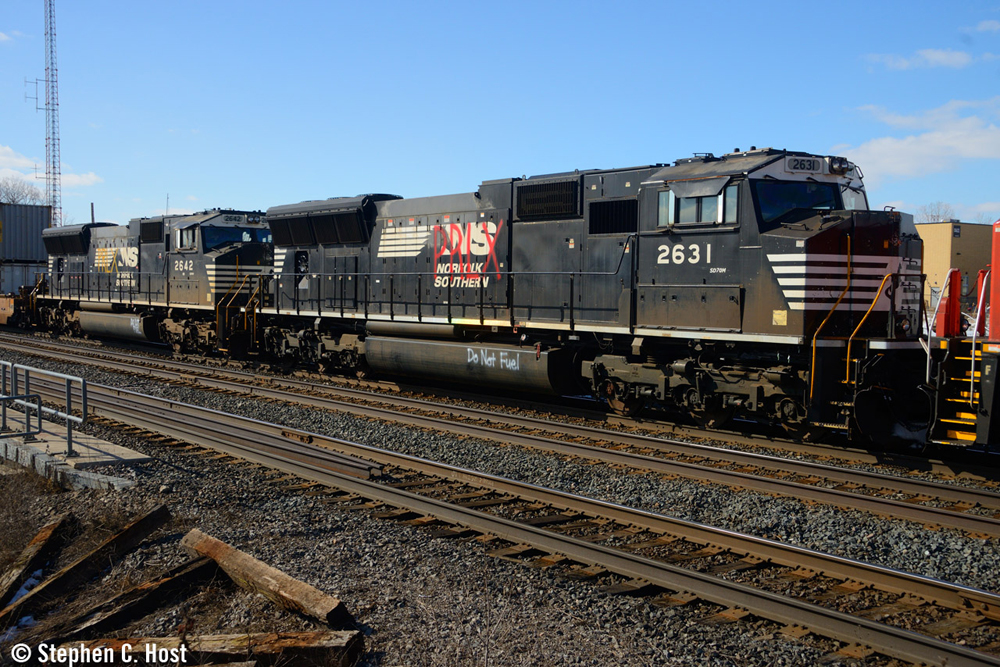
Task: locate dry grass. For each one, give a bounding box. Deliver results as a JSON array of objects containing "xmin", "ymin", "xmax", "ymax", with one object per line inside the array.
[{"xmin": 0, "ymin": 463, "xmax": 57, "ymax": 572}]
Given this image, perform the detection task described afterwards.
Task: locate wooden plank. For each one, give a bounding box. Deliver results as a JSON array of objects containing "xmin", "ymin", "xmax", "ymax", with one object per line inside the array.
[
  {"xmin": 180, "ymin": 529, "xmax": 351, "ymax": 626},
  {"xmin": 69, "ymin": 631, "xmax": 362, "ymax": 667},
  {"xmin": 0, "ymin": 504, "xmax": 171, "ymax": 627},
  {"xmin": 52, "ymin": 558, "xmax": 218, "ymax": 643},
  {"xmin": 0, "ymin": 514, "xmax": 71, "ymax": 608}
]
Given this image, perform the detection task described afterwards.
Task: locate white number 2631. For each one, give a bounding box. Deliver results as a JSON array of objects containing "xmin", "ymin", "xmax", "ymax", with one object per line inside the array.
[{"xmin": 657, "ymin": 243, "xmax": 712, "ymax": 265}]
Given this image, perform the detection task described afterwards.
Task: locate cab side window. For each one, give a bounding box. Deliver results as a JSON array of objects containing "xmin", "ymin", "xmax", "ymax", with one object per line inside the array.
[
  {"xmin": 658, "ymin": 184, "xmax": 739, "ymax": 227},
  {"xmin": 175, "ymin": 228, "xmax": 197, "ymax": 250}
]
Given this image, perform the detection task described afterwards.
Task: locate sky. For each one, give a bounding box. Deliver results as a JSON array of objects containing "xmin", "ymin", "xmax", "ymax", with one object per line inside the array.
[{"xmin": 2, "ymin": 0, "xmax": 1000, "ymax": 227}]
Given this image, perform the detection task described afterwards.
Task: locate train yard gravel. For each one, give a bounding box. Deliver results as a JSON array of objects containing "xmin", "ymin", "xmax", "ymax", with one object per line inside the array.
[{"xmin": 0, "ymin": 347, "xmax": 995, "ymax": 664}]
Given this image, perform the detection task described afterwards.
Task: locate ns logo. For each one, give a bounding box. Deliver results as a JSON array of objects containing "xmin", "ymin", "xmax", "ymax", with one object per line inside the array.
[{"xmin": 95, "ymin": 246, "xmax": 139, "ymax": 272}]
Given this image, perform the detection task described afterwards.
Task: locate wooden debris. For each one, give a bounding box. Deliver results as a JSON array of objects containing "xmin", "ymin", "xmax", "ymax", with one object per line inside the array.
[
  {"xmin": 180, "ymin": 529, "xmax": 351, "ymax": 626},
  {"xmin": 0, "ymin": 514, "xmax": 71, "ymax": 608},
  {"xmin": 52, "ymin": 557, "xmax": 218, "ymax": 643},
  {"xmin": 72, "ymin": 630, "xmax": 362, "ymax": 667},
  {"xmin": 0, "ymin": 504, "xmax": 171, "ymax": 626}
]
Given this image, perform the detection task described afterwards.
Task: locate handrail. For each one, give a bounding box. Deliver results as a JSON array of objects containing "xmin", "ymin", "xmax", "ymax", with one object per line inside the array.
[
  {"xmin": 244, "ymin": 277, "xmax": 264, "ymax": 350},
  {"xmin": 270, "ymin": 234, "xmax": 636, "ymax": 325},
  {"xmin": 217, "ymin": 275, "xmax": 250, "ymax": 352},
  {"xmin": 809, "ymin": 235, "xmax": 851, "ymax": 403},
  {"xmin": 44, "ymin": 270, "xmax": 168, "ymax": 306},
  {"xmin": 0, "ymin": 362, "xmax": 87, "ymax": 456},
  {"xmin": 843, "ymin": 273, "xmax": 894, "ymax": 386},
  {"xmin": 926, "ymin": 269, "xmax": 958, "ymax": 384},
  {"xmin": 970, "ymin": 269, "xmax": 991, "ymax": 407},
  {"xmin": 28, "ymin": 273, "xmax": 45, "ymax": 321}
]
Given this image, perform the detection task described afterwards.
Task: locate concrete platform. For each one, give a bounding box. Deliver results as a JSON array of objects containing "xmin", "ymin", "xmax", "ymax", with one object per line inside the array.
[{"xmin": 0, "ymin": 412, "xmax": 146, "ymax": 490}]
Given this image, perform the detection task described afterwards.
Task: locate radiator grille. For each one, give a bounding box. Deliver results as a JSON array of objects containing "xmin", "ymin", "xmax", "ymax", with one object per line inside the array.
[
  {"xmin": 517, "ymin": 180, "xmax": 579, "ymax": 220},
  {"xmin": 140, "ymin": 221, "xmax": 163, "ymax": 243},
  {"xmin": 589, "ymin": 199, "xmax": 637, "ymax": 235}
]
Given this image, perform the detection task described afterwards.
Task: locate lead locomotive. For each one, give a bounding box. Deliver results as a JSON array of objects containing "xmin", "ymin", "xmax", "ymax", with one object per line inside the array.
[{"xmin": 36, "ymin": 148, "xmax": 928, "ymax": 442}]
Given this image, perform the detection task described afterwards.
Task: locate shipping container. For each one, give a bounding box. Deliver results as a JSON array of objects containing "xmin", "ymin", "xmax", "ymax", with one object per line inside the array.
[
  {"xmin": 0, "ymin": 203, "xmax": 50, "ymax": 263},
  {"xmin": 0, "ymin": 262, "xmax": 45, "ymax": 294}
]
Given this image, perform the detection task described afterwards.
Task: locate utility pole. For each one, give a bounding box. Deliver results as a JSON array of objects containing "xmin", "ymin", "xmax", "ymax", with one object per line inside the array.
[{"xmin": 44, "ymin": 0, "xmax": 62, "ymax": 227}]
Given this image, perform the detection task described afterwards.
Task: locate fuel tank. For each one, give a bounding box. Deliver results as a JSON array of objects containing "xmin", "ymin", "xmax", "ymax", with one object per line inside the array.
[
  {"xmin": 78, "ymin": 311, "xmax": 158, "ymax": 342},
  {"xmin": 363, "ymin": 336, "xmax": 577, "ymax": 394}
]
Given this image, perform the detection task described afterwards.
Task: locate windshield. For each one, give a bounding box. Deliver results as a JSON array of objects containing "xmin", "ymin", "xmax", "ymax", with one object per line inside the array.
[
  {"xmin": 841, "ymin": 185, "xmax": 868, "ymax": 211},
  {"xmin": 753, "ymin": 180, "xmax": 841, "ymax": 230},
  {"xmin": 202, "ymin": 226, "xmax": 272, "ymax": 251}
]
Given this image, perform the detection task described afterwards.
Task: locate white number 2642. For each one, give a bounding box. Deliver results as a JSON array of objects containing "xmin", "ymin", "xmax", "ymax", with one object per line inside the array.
[{"xmin": 657, "ymin": 243, "xmax": 712, "ymax": 265}]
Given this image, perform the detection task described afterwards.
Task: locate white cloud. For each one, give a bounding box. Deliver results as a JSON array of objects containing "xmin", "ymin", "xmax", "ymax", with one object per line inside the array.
[
  {"xmin": 186, "ymin": 195, "xmax": 199, "ymax": 201},
  {"xmin": 0, "ymin": 32, "xmax": 10, "ymax": 42},
  {"xmin": 841, "ymin": 98, "xmax": 1000, "ymax": 185},
  {"xmin": 0, "ymin": 145, "xmax": 39, "ymax": 171},
  {"xmin": 976, "ymin": 19, "xmax": 1000, "ymax": 32},
  {"xmin": 62, "ymin": 172, "xmax": 103, "ymax": 187},
  {"xmin": 0, "ymin": 144, "xmax": 103, "ymax": 189},
  {"xmin": 866, "ymin": 48, "xmax": 975, "ymax": 70},
  {"xmin": 970, "ymin": 201, "xmax": 1000, "ymax": 213}
]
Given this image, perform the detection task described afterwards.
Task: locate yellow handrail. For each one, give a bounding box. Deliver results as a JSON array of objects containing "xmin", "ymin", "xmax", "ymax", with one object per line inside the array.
[
  {"xmin": 216, "ymin": 275, "xmax": 249, "ymax": 352},
  {"xmin": 809, "ymin": 236, "xmax": 852, "ymax": 403},
  {"xmin": 843, "ymin": 273, "xmax": 894, "ymax": 385},
  {"xmin": 244, "ymin": 278, "xmax": 263, "ymax": 349}
]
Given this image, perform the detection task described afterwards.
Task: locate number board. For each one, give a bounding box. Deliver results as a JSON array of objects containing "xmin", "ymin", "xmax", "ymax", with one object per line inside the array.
[{"xmin": 784, "ymin": 157, "xmax": 825, "ymax": 174}]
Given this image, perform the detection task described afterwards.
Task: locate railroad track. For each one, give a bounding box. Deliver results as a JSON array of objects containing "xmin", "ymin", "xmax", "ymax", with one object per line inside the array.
[
  {"xmin": 4, "ymin": 334, "xmax": 1000, "ymax": 539},
  {"xmin": 7, "ymin": 331, "xmax": 992, "ymax": 476},
  {"xmin": 16, "ymin": 374, "xmax": 1000, "ymax": 666}
]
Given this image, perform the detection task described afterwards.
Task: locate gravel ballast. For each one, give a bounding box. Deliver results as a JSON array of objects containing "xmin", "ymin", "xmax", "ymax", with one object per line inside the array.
[{"xmin": 0, "ymin": 345, "xmax": 994, "ymax": 665}]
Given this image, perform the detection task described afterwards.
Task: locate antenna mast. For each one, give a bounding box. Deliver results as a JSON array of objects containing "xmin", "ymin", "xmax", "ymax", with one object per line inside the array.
[{"xmin": 44, "ymin": 0, "xmax": 62, "ymax": 227}]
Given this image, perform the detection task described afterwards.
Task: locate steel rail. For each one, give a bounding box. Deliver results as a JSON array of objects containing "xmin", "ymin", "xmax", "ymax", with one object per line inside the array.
[
  {"xmin": 25, "ymin": 377, "xmax": 1000, "ymax": 618},
  {"xmin": 6, "ymin": 336, "xmax": 1000, "ymax": 536},
  {"xmin": 20, "ymin": 378, "xmax": 1000, "ymax": 666},
  {"xmin": 2, "ymin": 333, "xmax": 995, "ymax": 479},
  {"xmin": 22, "ymin": 377, "xmax": 381, "ymax": 480},
  {"xmin": 205, "ymin": 374, "xmax": 1000, "ymax": 512}
]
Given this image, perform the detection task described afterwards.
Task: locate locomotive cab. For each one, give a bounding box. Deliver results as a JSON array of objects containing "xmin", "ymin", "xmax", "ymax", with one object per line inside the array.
[
  {"xmin": 590, "ymin": 148, "xmax": 928, "ymax": 442},
  {"xmin": 157, "ymin": 210, "xmax": 271, "ymax": 352},
  {"xmin": 164, "ymin": 212, "xmax": 272, "ymax": 308}
]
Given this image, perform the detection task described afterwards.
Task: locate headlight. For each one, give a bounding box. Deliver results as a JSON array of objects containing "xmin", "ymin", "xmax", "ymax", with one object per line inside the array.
[
  {"xmin": 898, "ymin": 317, "xmax": 911, "ymax": 333},
  {"xmin": 830, "ymin": 157, "xmax": 851, "ymax": 174}
]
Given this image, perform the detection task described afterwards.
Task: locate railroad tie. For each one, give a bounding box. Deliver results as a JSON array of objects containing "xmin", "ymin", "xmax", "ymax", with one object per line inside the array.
[
  {"xmin": 601, "ymin": 579, "xmax": 661, "ymax": 597},
  {"xmin": 698, "ymin": 607, "xmax": 751, "ymax": 626}
]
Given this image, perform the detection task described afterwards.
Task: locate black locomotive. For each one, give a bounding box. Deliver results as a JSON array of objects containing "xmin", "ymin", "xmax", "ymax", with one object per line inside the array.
[
  {"xmin": 37, "ymin": 209, "xmax": 270, "ymax": 350},
  {"xmin": 30, "ymin": 148, "xmax": 929, "ymax": 442}
]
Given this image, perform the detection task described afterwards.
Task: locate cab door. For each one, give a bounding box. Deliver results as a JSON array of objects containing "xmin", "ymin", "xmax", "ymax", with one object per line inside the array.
[
  {"xmin": 169, "ymin": 222, "xmax": 201, "ymax": 305},
  {"xmin": 635, "ymin": 181, "xmax": 742, "ymax": 332}
]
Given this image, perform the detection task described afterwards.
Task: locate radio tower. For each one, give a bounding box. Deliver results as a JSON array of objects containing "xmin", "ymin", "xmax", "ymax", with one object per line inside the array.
[{"xmin": 44, "ymin": 0, "xmax": 62, "ymax": 227}]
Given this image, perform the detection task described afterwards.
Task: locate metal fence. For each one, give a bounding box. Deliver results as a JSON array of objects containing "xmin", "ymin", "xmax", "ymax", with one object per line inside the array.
[{"xmin": 0, "ymin": 362, "xmax": 87, "ymax": 456}]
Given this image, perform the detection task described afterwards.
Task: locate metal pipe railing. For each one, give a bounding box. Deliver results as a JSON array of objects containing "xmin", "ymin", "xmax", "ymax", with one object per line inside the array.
[
  {"xmin": 0, "ymin": 362, "xmax": 87, "ymax": 456},
  {"xmin": 926, "ymin": 269, "xmax": 958, "ymax": 385},
  {"xmin": 970, "ymin": 270, "xmax": 992, "ymax": 406},
  {"xmin": 844, "ymin": 273, "xmax": 894, "ymax": 386},
  {"xmin": 809, "ymin": 235, "xmax": 852, "ymax": 404}
]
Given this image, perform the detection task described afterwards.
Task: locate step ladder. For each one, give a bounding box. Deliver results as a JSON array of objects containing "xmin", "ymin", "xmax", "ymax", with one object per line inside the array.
[{"xmin": 931, "ymin": 338, "xmax": 982, "ymax": 445}]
